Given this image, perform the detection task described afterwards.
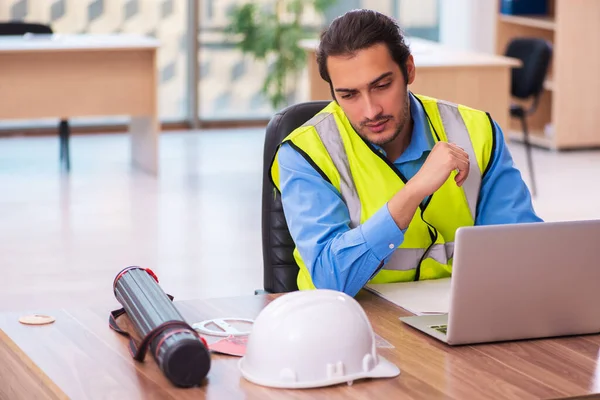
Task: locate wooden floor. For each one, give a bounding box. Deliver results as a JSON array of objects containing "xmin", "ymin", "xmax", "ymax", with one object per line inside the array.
[{"xmin": 1, "ymin": 129, "xmax": 599, "ymax": 313}]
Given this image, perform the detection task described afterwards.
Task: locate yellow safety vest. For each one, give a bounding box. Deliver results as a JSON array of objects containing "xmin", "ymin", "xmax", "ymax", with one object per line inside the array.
[{"xmin": 271, "ymin": 93, "xmax": 495, "ymax": 290}]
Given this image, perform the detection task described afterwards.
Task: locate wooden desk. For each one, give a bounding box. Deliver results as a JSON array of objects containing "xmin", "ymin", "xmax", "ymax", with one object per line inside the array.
[
  {"xmin": 0, "ymin": 291, "xmax": 599, "ymax": 399},
  {"xmin": 0, "ymin": 34, "xmax": 160, "ymax": 175},
  {"xmin": 301, "ymin": 38, "xmax": 521, "ymax": 133}
]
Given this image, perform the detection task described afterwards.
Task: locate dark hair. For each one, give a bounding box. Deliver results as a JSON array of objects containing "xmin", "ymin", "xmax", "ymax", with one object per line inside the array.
[{"xmin": 316, "ymin": 9, "xmax": 411, "ymax": 99}]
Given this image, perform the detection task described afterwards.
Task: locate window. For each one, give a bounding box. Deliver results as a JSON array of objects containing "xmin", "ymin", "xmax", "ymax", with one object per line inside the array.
[
  {"xmin": 323, "ymin": 0, "xmax": 440, "ymax": 41},
  {"xmin": 197, "ymin": 0, "xmax": 324, "ymax": 121},
  {"xmin": 197, "ymin": 0, "xmax": 440, "ymax": 121},
  {"xmin": 198, "ymin": 0, "xmax": 277, "ymax": 120},
  {"xmin": 397, "ymin": 0, "xmax": 440, "ymax": 42},
  {"xmin": 0, "ymin": 0, "xmax": 440, "ymax": 127}
]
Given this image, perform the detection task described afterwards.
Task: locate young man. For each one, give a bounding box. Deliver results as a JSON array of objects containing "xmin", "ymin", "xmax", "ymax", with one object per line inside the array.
[{"xmin": 270, "ymin": 9, "xmax": 542, "ymax": 297}]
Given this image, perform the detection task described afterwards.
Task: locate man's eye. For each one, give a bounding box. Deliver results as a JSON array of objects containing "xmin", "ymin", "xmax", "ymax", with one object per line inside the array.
[
  {"xmin": 376, "ymin": 83, "xmax": 391, "ymax": 90},
  {"xmin": 341, "ymin": 93, "xmax": 355, "ymax": 99}
]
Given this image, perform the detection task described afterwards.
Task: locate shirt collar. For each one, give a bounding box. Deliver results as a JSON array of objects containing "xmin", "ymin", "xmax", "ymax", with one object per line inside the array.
[{"xmin": 372, "ymin": 92, "xmax": 433, "ymax": 163}]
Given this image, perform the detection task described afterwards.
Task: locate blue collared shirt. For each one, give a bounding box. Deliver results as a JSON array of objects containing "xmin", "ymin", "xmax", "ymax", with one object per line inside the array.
[{"xmin": 277, "ymin": 93, "xmax": 543, "ymax": 297}]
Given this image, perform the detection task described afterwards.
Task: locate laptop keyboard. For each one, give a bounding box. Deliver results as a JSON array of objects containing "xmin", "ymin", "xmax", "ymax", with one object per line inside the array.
[{"xmin": 429, "ymin": 324, "xmax": 448, "ymax": 334}]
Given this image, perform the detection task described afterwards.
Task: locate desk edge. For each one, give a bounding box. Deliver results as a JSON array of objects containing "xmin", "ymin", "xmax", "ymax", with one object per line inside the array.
[{"xmin": 0, "ymin": 329, "xmax": 68, "ymax": 400}]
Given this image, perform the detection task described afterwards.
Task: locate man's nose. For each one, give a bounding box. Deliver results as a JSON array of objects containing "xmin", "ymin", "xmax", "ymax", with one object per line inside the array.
[{"xmin": 364, "ymin": 96, "xmax": 383, "ymax": 121}]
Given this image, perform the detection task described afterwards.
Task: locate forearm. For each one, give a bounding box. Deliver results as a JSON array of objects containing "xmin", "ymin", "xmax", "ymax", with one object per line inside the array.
[
  {"xmin": 310, "ymin": 230, "xmax": 386, "ymax": 296},
  {"xmin": 308, "ymin": 204, "xmax": 406, "ymax": 296},
  {"xmin": 310, "ymin": 183, "xmax": 426, "ymax": 295},
  {"xmin": 387, "ymin": 181, "xmax": 427, "ymax": 230},
  {"xmin": 278, "ymin": 142, "xmax": 407, "ymax": 296}
]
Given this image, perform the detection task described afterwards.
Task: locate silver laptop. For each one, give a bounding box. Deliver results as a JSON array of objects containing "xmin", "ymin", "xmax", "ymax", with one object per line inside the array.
[{"xmin": 400, "ymin": 219, "xmax": 600, "ymax": 345}]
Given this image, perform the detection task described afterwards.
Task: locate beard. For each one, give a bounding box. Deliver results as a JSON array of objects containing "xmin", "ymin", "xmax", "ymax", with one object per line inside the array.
[{"xmin": 352, "ymin": 94, "xmax": 410, "ymax": 147}]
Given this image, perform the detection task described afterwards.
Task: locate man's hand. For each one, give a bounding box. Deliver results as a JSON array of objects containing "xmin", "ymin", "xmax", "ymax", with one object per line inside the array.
[
  {"xmin": 408, "ymin": 141, "xmax": 470, "ymax": 198},
  {"xmin": 387, "ymin": 141, "xmax": 470, "ymax": 231}
]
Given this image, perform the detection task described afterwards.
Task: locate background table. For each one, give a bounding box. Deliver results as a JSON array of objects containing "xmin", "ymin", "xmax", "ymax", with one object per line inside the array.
[{"xmin": 0, "ymin": 34, "xmax": 160, "ymax": 175}]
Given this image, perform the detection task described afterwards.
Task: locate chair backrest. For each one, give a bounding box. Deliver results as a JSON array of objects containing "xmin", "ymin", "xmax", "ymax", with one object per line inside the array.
[
  {"xmin": 504, "ymin": 37, "xmax": 552, "ymax": 100},
  {"xmin": 0, "ymin": 22, "xmax": 53, "ymax": 36},
  {"xmin": 261, "ymin": 101, "xmax": 330, "ymax": 293}
]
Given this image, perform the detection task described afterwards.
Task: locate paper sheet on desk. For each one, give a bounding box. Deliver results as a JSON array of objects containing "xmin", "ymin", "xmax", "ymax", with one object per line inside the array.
[{"xmin": 366, "ymin": 278, "xmax": 451, "ymax": 315}]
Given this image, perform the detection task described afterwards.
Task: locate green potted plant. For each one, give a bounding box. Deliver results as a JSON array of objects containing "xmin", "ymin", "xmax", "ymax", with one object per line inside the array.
[{"xmin": 224, "ymin": 0, "xmax": 336, "ymax": 110}]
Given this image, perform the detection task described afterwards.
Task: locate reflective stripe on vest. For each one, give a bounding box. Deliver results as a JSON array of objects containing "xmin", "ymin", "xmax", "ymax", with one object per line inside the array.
[
  {"xmin": 385, "ymin": 242, "xmax": 455, "ymax": 270},
  {"xmin": 311, "ymin": 104, "xmax": 478, "ymax": 271},
  {"xmin": 308, "ymin": 113, "xmax": 362, "ymax": 228},
  {"xmin": 436, "ymin": 101, "xmax": 480, "ymax": 219}
]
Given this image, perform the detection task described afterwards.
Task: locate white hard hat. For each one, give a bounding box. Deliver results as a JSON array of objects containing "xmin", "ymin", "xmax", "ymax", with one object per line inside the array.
[{"xmin": 238, "ymin": 289, "xmax": 400, "ymax": 389}]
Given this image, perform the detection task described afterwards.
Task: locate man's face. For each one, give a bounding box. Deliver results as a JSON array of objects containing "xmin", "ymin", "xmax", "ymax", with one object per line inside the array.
[{"xmin": 327, "ymin": 43, "xmax": 415, "ymax": 146}]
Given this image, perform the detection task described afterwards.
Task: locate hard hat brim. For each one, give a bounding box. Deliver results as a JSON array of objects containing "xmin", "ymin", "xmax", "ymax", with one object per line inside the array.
[
  {"xmin": 238, "ymin": 355, "xmax": 401, "ymax": 389},
  {"xmin": 366, "ymin": 354, "xmax": 401, "ymax": 379}
]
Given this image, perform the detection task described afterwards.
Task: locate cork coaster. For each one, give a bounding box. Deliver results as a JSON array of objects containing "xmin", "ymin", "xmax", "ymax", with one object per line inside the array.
[{"xmin": 18, "ymin": 314, "xmax": 56, "ymax": 326}]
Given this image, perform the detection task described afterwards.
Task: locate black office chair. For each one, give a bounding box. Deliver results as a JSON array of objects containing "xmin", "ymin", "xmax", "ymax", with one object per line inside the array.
[
  {"xmin": 0, "ymin": 21, "xmax": 71, "ymax": 172},
  {"xmin": 258, "ymin": 101, "xmax": 330, "ymax": 294},
  {"xmin": 505, "ymin": 37, "xmax": 552, "ymax": 197}
]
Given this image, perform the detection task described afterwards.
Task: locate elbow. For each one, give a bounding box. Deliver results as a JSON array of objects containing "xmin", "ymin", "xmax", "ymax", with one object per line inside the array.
[
  {"xmin": 310, "ymin": 266, "xmax": 351, "ymax": 294},
  {"xmin": 309, "ymin": 259, "xmax": 360, "ymax": 297},
  {"xmin": 306, "ymin": 234, "xmax": 366, "ymax": 297}
]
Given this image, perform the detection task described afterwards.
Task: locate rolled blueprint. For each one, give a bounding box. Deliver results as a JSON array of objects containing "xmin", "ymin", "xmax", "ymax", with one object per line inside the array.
[{"xmin": 111, "ymin": 266, "xmax": 211, "ymax": 387}]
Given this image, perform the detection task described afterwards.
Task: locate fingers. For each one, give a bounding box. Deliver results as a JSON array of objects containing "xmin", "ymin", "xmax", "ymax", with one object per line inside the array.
[
  {"xmin": 431, "ymin": 141, "xmax": 471, "ymax": 186},
  {"xmin": 435, "ymin": 141, "xmax": 469, "ymax": 161},
  {"xmin": 450, "ymin": 146, "xmax": 469, "ymax": 161},
  {"xmin": 454, "ymin": 157, "xmax": 470, "ymax": 186},
  {"xmin": 446, "ymin": 143, "xmax": 470, "ymax": 186}
]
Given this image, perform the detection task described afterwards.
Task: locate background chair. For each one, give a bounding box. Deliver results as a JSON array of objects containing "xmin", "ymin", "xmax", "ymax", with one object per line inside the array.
[
  {"xmin": 259, "ymin": 101, "xmax": 330, "ymax": 294},
  {"xmin": 505, "ymin": 37, "xmax": 553, "ymax": 197},
  {"xmin": 0, "ymin": 21, "xmax": 71, "ymax": 172}
]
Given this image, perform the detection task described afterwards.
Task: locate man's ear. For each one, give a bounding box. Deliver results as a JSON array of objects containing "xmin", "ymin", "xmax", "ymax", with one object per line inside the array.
[{"xmin": 406, "ymin": 54, "xmax": 416, "ymax": 85}]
